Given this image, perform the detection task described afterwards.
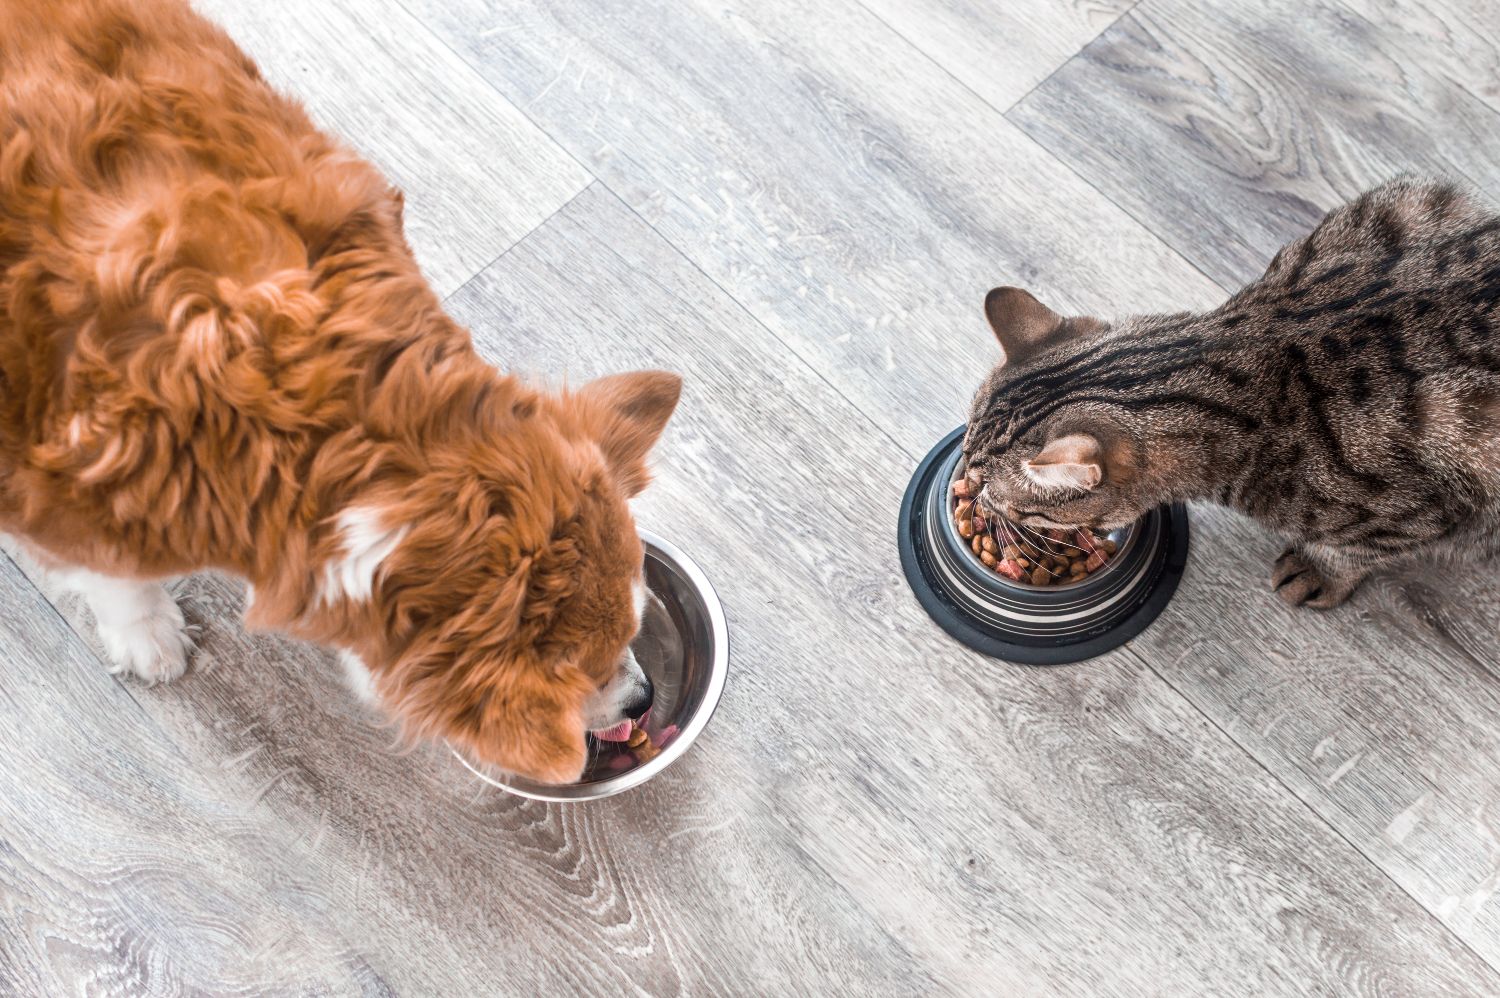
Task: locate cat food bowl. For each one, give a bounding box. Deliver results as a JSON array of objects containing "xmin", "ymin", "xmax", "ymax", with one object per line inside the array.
[
  {"xmin": 453, "ymin": 529, "xmax": 728, "ymax": 802},
  {"xmin": 898, "ymin": 426, "xmax": 1189, "ymax": 664}
]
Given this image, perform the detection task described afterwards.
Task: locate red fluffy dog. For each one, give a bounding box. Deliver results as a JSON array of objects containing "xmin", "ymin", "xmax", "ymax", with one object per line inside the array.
[{"xmin": 0, "ymin": 0, "xmax": 679, "ymax": 783}]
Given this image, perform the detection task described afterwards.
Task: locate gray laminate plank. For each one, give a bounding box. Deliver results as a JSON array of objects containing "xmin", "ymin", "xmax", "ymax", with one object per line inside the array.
[
  {"xmin": 1341, "ymin": 0, "xmax": 1500, "ymax": 114},
  {"xmin": 419, "ymin": 0, "xmax": 1500, "ymax": 976},
  {"xmin": 9, "ymin": 0, "xmax": 1500, "ymax": 991},
  {"xmin": 11, "ymin": 182, "xmax": 1499, "ymax": 994},
  {"xmin": 1124, "ymin": 500, "xmax": 1500, "ymax": 968},
  {"xmin": 1000, "ymin": 0, "xmax": 1500, "ymax": 965},
  {"xmin": 398, "ymin": 0, "xmax": 1224, "ymax": 462},
  {"xmin": 23, "ymin": 564, "xmax": 806, "ymax": 996},
  {"xmin": 188, "ymin": 0, "xmax": 589, "ymax": 297},
  {"xmin": 0, "ymin": 554, "xmax": 385, "ymax": 996},
  {"xmin": 858, "ymin": 0, "xmax": 1134, "ymax": 111},
  {"xmin": 1008, "ymin": 0, "xmax": 1500, "ymax": 289},
  {"xmin": 440, "ymin": 185, "xmax": 1498, "ymax": 994}
]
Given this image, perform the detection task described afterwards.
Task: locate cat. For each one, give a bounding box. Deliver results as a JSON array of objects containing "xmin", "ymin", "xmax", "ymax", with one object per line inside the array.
[{"xmin": 963, "ymin": 175, "xmax": 1500, "ymax": 609}]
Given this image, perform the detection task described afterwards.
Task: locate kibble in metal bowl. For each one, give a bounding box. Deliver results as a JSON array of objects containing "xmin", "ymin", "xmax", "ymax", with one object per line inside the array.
[{"xmin": 951, "ymin": 469, "xmax": 1116, "ymax": 587}]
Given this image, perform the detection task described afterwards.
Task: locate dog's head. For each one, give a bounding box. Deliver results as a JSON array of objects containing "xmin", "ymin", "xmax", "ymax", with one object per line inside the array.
[{"xmin": 282, "ymin": 369, "xmax": 681, "ymax": 784}]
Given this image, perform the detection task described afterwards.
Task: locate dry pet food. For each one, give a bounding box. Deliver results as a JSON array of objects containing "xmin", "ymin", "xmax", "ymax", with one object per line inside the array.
[
  {"xmin": 605, "ymin": 720, "xmax": 681, "ymax": 771},
  {"xmin": 627, "ymin": 722, "xmax": 659, "ymax": 761},
  {"xmin": 951, "ymin": 472, "xmax": 1116, "ymax": 586}
]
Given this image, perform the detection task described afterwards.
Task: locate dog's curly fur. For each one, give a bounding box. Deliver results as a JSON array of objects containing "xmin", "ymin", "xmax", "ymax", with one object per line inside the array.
[{"xmin": 0, "ymin": 0, "xmax": 679, "ymax": 783}]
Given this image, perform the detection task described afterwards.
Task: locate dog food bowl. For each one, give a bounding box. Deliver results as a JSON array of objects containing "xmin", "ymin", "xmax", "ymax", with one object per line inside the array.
[
  {"xmin": 453, "ymin": 529, "xmax": 728, "ymax": 802},
  {"xmin": 898, "ymin": 426, "xmax": 1189, "ymax": 665}
]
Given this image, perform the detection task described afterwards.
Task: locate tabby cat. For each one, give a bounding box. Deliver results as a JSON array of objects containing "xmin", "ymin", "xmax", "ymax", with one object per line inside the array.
[{"xmin": 963, "ymin": 176, "xmax": 1500, "ymax": 609}]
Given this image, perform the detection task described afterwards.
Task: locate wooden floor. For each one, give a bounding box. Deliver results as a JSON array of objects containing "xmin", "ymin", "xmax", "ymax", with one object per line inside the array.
[{"xmin": 5, "ymin": 0, "xmax": 1500, "ymax": 994}]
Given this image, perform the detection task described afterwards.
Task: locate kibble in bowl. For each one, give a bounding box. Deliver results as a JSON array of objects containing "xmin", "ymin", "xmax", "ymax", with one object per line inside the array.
[{"xmin": 951, "ymin": 467, "xmax": 1117, "ymax": 589}]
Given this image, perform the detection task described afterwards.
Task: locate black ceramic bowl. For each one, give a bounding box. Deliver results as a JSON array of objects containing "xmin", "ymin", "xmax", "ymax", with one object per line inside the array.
[{"xmin": 898, "ymin": 426, "xmax": 1189, "ymax": 665}]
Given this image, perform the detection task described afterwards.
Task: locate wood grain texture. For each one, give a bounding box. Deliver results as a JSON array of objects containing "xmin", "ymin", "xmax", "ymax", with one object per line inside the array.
[
  {"xmin": 22, "ymin": 569, "xmax": 913, "ymax": 996},
  {"xmin": 399, "ymin": 0, "xmax": 1223, "ymax": 461},
  {"xmin": 5, "ymin": 0, "xmax": 1500, "ymax": 993},
  {"xmin": 1006, "ymin": 0, "xmax": 1500, "ymax": 966},
  {"xmin": 437, "ymin": 182, "xmax": 1500, "ymax": 994},
  {"xmin": 189, "ymin": 0, "xmax": 589, "ymax": 296},
  {"xmin": 0, "ymin": 554, "xmax": 387, "ymax": 996},
  {"xmin": 8, "ymin": 183, "xmax": 1500, "ymax": 995},
  {"xmin": 1342, "ymin": 0, "xmax": 1500, "ymax": 113},
  {"xmin": 858, "ymin": 0, "xmax": 1133, "ymax": 110},
  {"xmin": 1123, "ymin": 500, "xmax": 1500, "ymax": 968},
  {"xmin": 1008, "ymin": 0, "xmax": 1500, "ymax": 289}
]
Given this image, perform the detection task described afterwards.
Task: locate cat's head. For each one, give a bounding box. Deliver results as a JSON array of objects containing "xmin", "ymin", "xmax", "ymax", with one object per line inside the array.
[{"xmin": 962, "ymin": 287, "xmax": 1151, "ymax": 532}]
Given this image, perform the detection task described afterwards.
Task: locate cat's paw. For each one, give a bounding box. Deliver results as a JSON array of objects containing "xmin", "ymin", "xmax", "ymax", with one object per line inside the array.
[{"xmin": 1271, "ymin": 549, "xmax": 1353, "ymax": 610}]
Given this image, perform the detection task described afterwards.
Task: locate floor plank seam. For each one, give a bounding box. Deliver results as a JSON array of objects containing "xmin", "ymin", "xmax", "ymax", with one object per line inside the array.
[
  {"xmin": 440, "ymin": 181, "xmax": 599, "ymax": 307},
  {"xmin": 890, "ymin": 4, "xmax": 1238, "ymax": 302},
  {"xmin": 1392, "ymin": 585, "xmax": 1500, "ymax": 717},
  {"xmin": 849, "ymin": 0, "xmax": 1231, "ymax": 304},
  {"xmin": 395, "ymin": 0, "xmax": 1224, "ymax": 438},
  {"xmin": 1001, "ymin": 121, "xmax": 1231, "ymax": 300},
  {"xmin": 0, "ymin": 551, "xmax": 159, "ymax": 739},
  {"xmin": 388, "ymin": 0, "xmax": 602, "ymax": 185},
  {"xmin": 1008, "ymin": 1, "xmax": 1500, "ymax": 288},
  {"xmin": 594, "ymin": 181, "xmax": 921, "ymax": 465},
  {"xmin": 1122, "ymin": 643, "xmax": 1500, "ymax": 979},
  {"xmin": 385, "ymin": 0, "xmax": 895, "ymax": 437},
  {"xmin": 855, "ymin": 0, "xmax": 1144, "ymax": 118},
  {"xmin": 904, "ymin": 7, "xmax": 1243, "ymax": 303}
]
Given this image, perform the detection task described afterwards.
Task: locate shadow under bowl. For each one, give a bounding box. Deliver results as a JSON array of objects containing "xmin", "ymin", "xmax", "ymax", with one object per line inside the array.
[
  {"xmin": 898, "ymin": 426, "xmax": 1189, "ymax": 665},
  {"xmin": 453, "ymin": 529, "xmax": 728, "ymax": 802}
]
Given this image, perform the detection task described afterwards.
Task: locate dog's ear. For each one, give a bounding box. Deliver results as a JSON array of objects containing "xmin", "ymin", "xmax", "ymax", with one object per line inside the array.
[
  {"xmin": 447, "ymin": 664, "xmax": 590, "ymax": 785},
  {"xmin": 387, "ymin": 621, "xmax": 591, "ymax": 784},
  {"xmin": 576, "ymin": 370, "xmax": 682, "ymax": 495},
  {"xmin": 489, "ymin": 681, "xmax": 588, "ymax": 785}
]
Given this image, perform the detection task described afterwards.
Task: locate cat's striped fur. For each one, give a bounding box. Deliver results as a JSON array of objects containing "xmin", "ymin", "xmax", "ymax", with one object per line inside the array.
[{"xmin": 964, "ymin": 176, "xmax": 1500, "ymax": 608}]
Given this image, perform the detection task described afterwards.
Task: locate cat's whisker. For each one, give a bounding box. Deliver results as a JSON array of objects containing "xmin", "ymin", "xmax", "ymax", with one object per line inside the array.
[
  {"xmin": 998, "ymin": 519, "xmax": 1024, "ymax": 554},
  {"xmin": 1011, "ymin": 519, "xmax": 1060, "ymax": 555},
  {"xmin": 1045, "ymin": 534, "xmax": 1089, "ymax": 555},
  {"xmin": 961, "ymin": 492, "xmax": 1091, "ymax": 582}
]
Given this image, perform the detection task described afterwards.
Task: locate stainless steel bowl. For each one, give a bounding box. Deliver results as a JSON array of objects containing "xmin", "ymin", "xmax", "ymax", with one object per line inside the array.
[{"xmin": 452, "ymin": 529, "xmax": 728, "ymax": 802}]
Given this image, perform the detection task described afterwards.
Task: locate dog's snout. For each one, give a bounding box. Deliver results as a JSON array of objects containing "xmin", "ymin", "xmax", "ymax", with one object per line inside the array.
[{"xmin": 625, "ymin": 675, "xmax": 655, "ymax": 719}]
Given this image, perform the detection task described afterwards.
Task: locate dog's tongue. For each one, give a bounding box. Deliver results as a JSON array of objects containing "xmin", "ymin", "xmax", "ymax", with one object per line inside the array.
[{"xmin": 593, "ymin": 720, "xmax": 634, "ymax": 742}]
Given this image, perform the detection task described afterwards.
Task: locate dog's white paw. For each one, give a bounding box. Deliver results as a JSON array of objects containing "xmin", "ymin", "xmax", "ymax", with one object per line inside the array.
[
  {"xmin": 95, "ymin": 591, "xmax": 193, "ymax": 684},
  {"xmin": 338, "ymin": 649, "xmax": 379, "ymax": 704}
]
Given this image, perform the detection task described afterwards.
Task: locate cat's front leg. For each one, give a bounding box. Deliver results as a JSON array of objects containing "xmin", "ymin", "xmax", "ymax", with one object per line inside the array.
[{"xmin": 1270, "ymin": 545, "xmax": 1369, "ymax": 610}]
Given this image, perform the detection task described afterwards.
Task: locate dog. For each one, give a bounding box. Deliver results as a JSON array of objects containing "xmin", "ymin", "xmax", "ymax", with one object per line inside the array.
[{"xmin": 0, "ymin": 0, "xmax": 679, "ymax": 784}]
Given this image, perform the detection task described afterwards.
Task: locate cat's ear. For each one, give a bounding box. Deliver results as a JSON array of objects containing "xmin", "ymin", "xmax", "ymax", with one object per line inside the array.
[
  {"xmin": 1024, "ymin": 433, "xmax": 1103, "ymax": 491},
  {"xmin": 984, "ymin": 287, "xmax": 1066, "ymax": 367}
]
